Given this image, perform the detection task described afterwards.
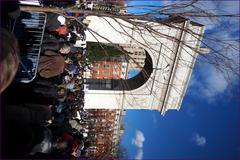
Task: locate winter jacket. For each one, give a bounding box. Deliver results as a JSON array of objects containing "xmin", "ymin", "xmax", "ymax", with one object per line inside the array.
[{"xmin": 38, "ymin": 50, "xmax": 65, "ymax": 78}]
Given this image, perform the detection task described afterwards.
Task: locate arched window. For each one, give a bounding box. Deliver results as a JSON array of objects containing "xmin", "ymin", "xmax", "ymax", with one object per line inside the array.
[{"xmin": 86, "ymin": 50, "xmax": 153, "ymax": 91}]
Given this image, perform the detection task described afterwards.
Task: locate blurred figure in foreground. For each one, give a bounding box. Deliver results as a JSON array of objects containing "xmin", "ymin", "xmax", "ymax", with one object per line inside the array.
[{"xmin": 0, "ymin": 28, "xmax": 20, "ymax": 93}]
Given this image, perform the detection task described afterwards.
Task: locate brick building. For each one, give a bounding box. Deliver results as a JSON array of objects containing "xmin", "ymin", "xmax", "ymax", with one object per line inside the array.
[
  {"xmin": 90, "ymin": 58, "xmax": 128, "ymax": 79},
  {"xmin": 86, "ymin": 109, "xmax": 126, "ymax": 158},
  {"xmin": 88, "ymin": 44, "xmax": 147, "ymax": 81},
  {"xmin": 86, "ymin": 45, "xmax": 127, "ymax": 158}
]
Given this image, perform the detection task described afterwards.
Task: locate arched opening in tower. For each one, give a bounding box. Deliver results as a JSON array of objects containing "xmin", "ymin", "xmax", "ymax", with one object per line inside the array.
[{"xmin": 86, "ymin": 48, "xmax": 153, "ymax": 91}]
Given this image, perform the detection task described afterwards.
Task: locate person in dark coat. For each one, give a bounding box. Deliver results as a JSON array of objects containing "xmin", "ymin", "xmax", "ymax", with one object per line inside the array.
[
  {"xmin": 6, "ymin": 103, "xmax": 52, "ymax": 125},
  {"xmin": 2, "ymin": 101, "xmax": 52, "ymax": 158},
  {"xmin": 2, "ymin": 122, "xmax": 55, "ymax": 158},
  {"xmin": 0, "ymin": 0, "xmax": 20, "ymax": 28},
  {"xmin": 45, "ymin": 13, "xmax": 66, "ymax": 31},
  {"xmin": 2, "ymin": 123, "xmax": 44, "ymax": 157},
  {"xmin": 38, "ymin": 50, "xmax": 65, "ymax": 78},
  {"xmin": 41, "ymin": 32, "xmax": 65, "ymax": 52}
]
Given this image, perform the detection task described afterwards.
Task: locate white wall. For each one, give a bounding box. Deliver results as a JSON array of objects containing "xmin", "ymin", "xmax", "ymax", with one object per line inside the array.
[{"xmin": 84, "ymin": 16, "xmax": 204, "ymax": 115}]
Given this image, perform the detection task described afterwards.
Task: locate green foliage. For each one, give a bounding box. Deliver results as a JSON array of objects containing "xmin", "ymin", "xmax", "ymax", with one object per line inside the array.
[{"xmin": 87, "ymin": 42, "xmax": 123, "ymax": 62}]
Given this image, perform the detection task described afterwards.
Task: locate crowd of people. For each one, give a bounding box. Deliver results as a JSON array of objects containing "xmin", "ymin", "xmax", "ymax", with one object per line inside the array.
[{"xmin": 1, "ymin": 1, "xmax": 97, "ymax": 158}]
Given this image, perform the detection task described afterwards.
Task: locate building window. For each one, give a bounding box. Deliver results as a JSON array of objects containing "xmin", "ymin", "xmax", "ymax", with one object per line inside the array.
[
  {"xmin": 113, "ymin": 64, "xmax": 119, "ymax": 69},
  {"xmin": 106, "ymin": 83, "xmax": 111, "ymax": 89},
  {"xmin": 113, "ymin": 71, "xmax": 118, "ymax": 75},
  {"xmin": 103, "ymin": 64, "xmax": 110, "ymax": 68},
  {"xmin": 103, "ymin": 70, "xmax": 110, "ymax": 75},
  {"xmin": 93, "ymin": 63, "xmax": 99, "ymax": 68},
  {"xmin": 93, "ymin": 70, "xmax": 99, "ymax": 74}
]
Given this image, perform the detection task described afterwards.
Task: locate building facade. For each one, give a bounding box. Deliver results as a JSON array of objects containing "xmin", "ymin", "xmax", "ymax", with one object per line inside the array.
[
  {"xmin": 120, "ymin": 44, "xmax": 146, "ymax": 72},
  {"xmin": 87, "ymin": 57, "xmax": 126, "ymax": 157},
  {"xmin": 86, "ymin": 109, "xmax": 125, "ymax": 158},
  {"xmin": 90, "ymin": 60, "xmax": 128, "ymax": 79}
]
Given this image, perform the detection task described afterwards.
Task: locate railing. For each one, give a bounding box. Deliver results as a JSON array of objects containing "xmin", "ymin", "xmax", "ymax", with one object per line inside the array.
[{"xmin": 14, "ymin": 11, "xmax": 46, "ymax": 83}]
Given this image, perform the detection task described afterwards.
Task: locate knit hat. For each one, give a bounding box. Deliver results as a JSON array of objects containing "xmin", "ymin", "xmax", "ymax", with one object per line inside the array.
[{"xmin": 57, "ymin": 16, "xmax": 66, "ymax": 25}]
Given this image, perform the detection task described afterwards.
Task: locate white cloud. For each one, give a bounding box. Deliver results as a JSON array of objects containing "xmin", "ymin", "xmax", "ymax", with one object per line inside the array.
[
  {"xmin": 132, "ymin": 130, "xmax": 145, "ymax": 160},
  {"xmin": 135, "ymin": 149, "xmax": 144, "ymax": 160},
  {"xmin": 132, "ymin": 130, "xmax": 145, "ymax": 148},
  {"xmin": 152, "ymin": 113, "xmax": 158, "ymax": 128},
  {"xmin": 158, "ymin": 1, "xmax": 239, "ymax": 30},
  {"xmin": 188, "ymin": 63, "xmax": 237, "ymax": 102},
  {"xmin": 192, "ymin": 133, "xmax": 207, "ymax": 147},
  {"xmin": 189, "ymin": 73, "xmax": 197, "ymax": 88},
  {"xmin": 183, "ymin": 0, "xmax": 239, "ymax": 103},
  {"xmin": 202, "ymin": 67, "xmax": 228, "ymax": 98},
  {"xmin": 184, "ymin": 1, "xmax": 239, "ymax": 31},
  {"xmin": 200, "ymin": 1, "xmax": 239, "ymax": 15}
]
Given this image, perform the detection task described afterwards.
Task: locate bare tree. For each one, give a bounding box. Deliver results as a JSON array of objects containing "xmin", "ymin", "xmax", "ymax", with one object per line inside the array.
[
  {"xmin": 21, "ymin": 0, "xmax": 239, "ymax": 81},
  {"xmin": 20, "ymin": 1, "xmax": 239, "ymax": 158}
]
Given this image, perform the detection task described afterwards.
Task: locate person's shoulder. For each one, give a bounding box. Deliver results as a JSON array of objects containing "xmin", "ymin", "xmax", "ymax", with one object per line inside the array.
[{"xmin": 44, "ymin": 50, "xmax": 58, "ymax": 56}]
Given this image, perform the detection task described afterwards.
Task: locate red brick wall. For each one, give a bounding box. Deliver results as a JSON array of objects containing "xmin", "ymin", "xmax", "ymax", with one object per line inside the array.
[
  {"xmin": 91, "ymin": 61, "xmax": 122, "ymax": 79},
  {"xmin": 87, "ymin": 109, "xmax": 120, "ymax": 157}
]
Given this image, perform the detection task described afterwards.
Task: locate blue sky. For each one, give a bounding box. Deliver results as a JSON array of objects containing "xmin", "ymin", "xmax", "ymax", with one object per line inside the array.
[
  {"xmin": 120, "ymin": 1, "xmax": 240, "ymax": 159},
  {"xmin": 128, "ymin": 70, "xmax": 140, "ymax": 78},
  {"xmin": 121, "ymin": 66, "xmax": 239, "ymax": 159}
]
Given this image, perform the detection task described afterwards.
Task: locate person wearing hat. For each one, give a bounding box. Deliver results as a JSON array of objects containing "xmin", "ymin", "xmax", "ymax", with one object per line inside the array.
[{"xmin": 45, "ymin": 13, "xmax": 66, "ymax": 32}]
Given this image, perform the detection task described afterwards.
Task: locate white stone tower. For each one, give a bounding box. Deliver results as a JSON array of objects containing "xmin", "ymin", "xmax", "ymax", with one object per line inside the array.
[{"xmin": 84, "ymin": 16, "xmax": 205, "ymax": 115}]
